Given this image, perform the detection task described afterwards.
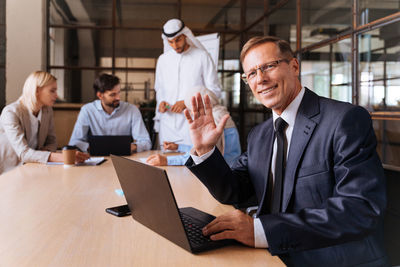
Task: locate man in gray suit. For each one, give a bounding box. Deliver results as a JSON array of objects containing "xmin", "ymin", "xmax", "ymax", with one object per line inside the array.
[{"xmin": 184, "ymin": 36, "xmax": 388, "ymax": 266}]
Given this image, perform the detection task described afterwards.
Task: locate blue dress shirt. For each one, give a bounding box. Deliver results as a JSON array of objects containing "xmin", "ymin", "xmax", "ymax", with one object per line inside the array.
[{"xmin": 69, "ymin": 100, "xmax": 151, "ymax": 152}]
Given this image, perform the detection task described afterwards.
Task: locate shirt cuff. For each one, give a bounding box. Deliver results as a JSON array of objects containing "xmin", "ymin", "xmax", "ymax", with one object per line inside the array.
[
  {"xmin": 167, "ymin": 154, "xmax": 189, "ymax": 166},
  {"xmin": 136, "ymin": 140, "xmax": 151, "ymax": 153},
  {"xmin": 190, "ymin": 147, "xmax": 215, "ymax": 165},
  {"xmin": 178, "ymin": 144, "xmax": 192, "ymax": 153},
  {"xmin": 254, "ymin": 218, "xmax": 268, "ymax": 248}
]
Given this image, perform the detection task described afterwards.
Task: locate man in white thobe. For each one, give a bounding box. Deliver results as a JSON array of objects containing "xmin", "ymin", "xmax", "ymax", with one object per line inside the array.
[{"xmin": 154, "ymin": 18, "xmax": 222, "ymax": 146}]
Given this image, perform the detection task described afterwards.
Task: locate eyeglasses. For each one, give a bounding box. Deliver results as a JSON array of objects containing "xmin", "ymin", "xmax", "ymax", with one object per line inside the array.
[{"xmin": 241, "ymin": 59, "xmax": 290, "ymax": 84}]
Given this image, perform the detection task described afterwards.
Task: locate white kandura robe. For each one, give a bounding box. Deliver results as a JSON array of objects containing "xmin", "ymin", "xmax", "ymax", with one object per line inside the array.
[{"xmin": 154, "ymin": 46, "xmax": 222, "ymax": 146}]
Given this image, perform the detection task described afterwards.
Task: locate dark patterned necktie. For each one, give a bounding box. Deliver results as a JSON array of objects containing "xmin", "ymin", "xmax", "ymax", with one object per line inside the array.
[{"xmin": 271, "ymin": 117, "xmax": 288, "ymax": 214}]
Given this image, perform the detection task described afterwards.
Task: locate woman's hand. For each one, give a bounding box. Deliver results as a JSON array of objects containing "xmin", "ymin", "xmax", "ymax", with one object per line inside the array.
[{"xmin": 75, "ymin": 151, "xmax": 90, "ymax": 163}]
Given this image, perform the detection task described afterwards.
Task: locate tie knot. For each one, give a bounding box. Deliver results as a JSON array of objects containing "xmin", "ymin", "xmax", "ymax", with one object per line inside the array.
[{"xmin": 275, "ymin": 117, "xmax": 287, "ymax": 133}]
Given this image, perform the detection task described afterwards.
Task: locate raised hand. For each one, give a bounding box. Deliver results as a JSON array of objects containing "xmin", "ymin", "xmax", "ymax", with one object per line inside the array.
[{"xmin": 184, "ymin": 93, "xmax": 229, "ymax": 156}]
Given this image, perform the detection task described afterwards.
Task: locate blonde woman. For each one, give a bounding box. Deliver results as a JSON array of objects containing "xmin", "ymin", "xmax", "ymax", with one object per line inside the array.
[{"xmin": 0, "ymin": 71, "xmax": 89, "ymax": 174}]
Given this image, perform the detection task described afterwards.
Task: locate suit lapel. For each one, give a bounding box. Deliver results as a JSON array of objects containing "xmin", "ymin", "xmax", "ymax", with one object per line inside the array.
[
  {"xmin": 282, "ymin": 88, "xmax": 320, "ymax": 212},
  {"xmin": 37, "ymin": 108, "xmax": 49, "ymax": 148},
  {"xmin": 21, "ymin": 106, "xmax": 32, "ymax": 142}
]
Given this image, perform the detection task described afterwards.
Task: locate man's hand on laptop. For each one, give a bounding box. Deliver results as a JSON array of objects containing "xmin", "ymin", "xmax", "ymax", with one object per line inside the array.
[
  {"xmin": 202, "ymin": 209, "xmax": 255, "ymax": 247},
  {"xmin": 75, "ymin": 151, "xmax": 90, "ymax": 163}
]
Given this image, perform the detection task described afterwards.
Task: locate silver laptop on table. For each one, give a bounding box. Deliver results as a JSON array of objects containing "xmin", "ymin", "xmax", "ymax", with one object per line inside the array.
[{"xmin": 110, "ymin": 155, "xmax": 235, "ymax": 253}]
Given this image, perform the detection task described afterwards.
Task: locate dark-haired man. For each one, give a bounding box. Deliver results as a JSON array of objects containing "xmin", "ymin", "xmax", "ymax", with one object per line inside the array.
[
  {"xmin": 184, "ymin": 36, "xmax": 388, "ymax": 266},
  {"xmin": 69, "ymin": 74, "xmax": 151, "ymax": 153}
]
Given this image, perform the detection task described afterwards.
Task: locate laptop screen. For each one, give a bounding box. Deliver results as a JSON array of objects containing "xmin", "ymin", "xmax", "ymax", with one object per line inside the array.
[
  {"xmin": 89, "ymin": 135, "xmax": 132, "ymax": 156},
  {"xmin": 111, "ymin": 155, "xmax": 192, "ymax": 251}
]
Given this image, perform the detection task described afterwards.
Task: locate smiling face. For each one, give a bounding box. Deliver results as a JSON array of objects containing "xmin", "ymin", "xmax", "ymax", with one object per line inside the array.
[
  {"xmin": 242, "ymin": 42, "xmax": 301, "ymax": 115},
  {"xmin": 37, "ymin": 81, "xmax": 58, "ymax": 107}
]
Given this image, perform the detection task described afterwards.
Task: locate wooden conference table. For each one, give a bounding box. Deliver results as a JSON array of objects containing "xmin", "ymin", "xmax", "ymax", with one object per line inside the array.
[{"xmin": 0, "ymin": 151, "xmax": 284, "ymax": 267}]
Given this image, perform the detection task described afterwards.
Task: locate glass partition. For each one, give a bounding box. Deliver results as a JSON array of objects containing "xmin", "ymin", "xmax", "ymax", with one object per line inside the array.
[
  {"xmin": 119, "ymin": 0, "xmax": 176, "ymax": 28},
  {"xmin": 301, "ymin": 0, "xmax": 352, "ymax": 48},
  {"xmin": 49, "ymin": 0, "xmax": 113, "ymax": 26},
  {"xmin": 301, "ymin": 38, "xmax": 352, "ymax": 102},
  {"xmin": 49, "ymin": 28, "xmax": 112, "ymax": 67},
  {"xmin": 49, "ymin": 69, "xmax": 97, "ymax": 103},
  {"xmin": 358, "ymin": 0, "xmax": 400, "ymax": 25},
  {"xmin": 358, "ymin": 21, "xmax": 400, "ymax": 111}
]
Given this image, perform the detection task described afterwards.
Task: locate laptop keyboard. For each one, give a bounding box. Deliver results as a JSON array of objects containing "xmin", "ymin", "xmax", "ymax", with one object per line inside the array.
[{"xmin": 180, "ymin": 212, "xmax": 212, "ymax": 245}]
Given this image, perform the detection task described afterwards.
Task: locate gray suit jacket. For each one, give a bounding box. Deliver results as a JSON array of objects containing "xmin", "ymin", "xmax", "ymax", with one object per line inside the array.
[
  {"xmin": 0, "ymin": 100, "xmax": 57, "ymax": 174},
  {"xmin": 187, "ymin": 89, "xmax": 388, "ymax": 266}
]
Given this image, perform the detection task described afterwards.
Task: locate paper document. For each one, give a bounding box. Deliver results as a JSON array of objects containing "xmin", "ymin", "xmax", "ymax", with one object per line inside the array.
[
  {"xmin": 47, "ymin": 157, "xmax": 106, "ymax": 166},
  {"xmin": 78, "ymin": 157, "xmax": 106, "ymax": 166}
]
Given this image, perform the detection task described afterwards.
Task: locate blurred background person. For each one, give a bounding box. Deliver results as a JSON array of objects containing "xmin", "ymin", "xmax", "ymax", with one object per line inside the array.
[
  {"xmin": 69, "ymin": 73, "xmax": 151, "ymax": 153},
  {"xmin": 0, "ymin": 71, "xmax": 89, "ymax": 174},
  {"xmin": 147, "ymin": 86, "xmax": 240, "ymax": 167},
  {"xmin": 153, "ymin": 18, "xmax": 222, "ymax": 149}
]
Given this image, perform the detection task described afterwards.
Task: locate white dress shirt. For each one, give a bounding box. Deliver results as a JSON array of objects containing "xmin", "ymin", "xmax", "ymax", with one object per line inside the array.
[
  {"xmin": 154, "ymin": 45, "xmax": 222, "ymax": 146},
  {"xmin": 27, "ymin": 109, "xmax": 42, "ymax": 150},
  {"xmin": 191, "ymin": 87, "xmax": 305, "ymax": 248}
]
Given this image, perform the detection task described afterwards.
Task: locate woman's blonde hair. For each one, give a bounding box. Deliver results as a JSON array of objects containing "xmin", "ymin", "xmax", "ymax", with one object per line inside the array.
[{"xmin": 19, "ymin": 71, "xmax": 57, "ymax": 111}]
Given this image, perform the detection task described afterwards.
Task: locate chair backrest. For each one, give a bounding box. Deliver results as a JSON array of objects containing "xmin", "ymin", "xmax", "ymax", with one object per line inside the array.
[{"xmin": 383, "ymin": 166, "xmax": 400, "ymax": 266}]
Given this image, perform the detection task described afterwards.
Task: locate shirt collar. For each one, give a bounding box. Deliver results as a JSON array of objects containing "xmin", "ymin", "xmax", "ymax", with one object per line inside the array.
[
  {"xmin": 28, "ymin": 108, "xmax": 43, "ymax": 122},
  {"xmin": 37, "ymin": 109, "xmax": 42, "ymax": 122},
  {"xmin": 272, "ymin": 87, "xmax": 305, "ymax": 130},
  {"xmin": 94, "ymin": 99, "xmax": 121, "ymax": 115},
  {"xmin": 94, "ymin": 100, "xmax": 103, "ymax": 110}
]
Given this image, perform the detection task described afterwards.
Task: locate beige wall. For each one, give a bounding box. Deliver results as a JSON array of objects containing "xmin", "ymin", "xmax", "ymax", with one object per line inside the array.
[
  {"xmin": 53, "ymin": 104, "xmax": 82, "ymax": 149},
  {"xmin": 6, "ymin": 0, "xmax": 46, "ymax": 104}
]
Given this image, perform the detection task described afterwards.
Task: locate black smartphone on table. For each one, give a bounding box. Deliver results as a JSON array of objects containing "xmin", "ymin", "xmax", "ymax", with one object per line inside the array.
[{"xmin": 105, "ymin": 204, "xmax": 131, "ymax": 217}]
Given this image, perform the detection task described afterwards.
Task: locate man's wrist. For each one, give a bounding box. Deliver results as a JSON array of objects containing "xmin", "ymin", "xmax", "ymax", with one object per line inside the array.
[
  {"xmin": 195, "ymin": 146, "xmax": 214, "ymax": 156},
  {"xmin": 191, "ymin": 147, "xmax": 215, "ymax": 165}
]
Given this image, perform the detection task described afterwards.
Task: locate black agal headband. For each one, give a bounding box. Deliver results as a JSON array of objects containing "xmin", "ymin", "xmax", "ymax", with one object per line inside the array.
[{"xmin": 162, "ymin": 19, "xmax": 185, "ymax": 38}]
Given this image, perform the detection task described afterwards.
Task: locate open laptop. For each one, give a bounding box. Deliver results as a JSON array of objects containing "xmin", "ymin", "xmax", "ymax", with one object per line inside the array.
[
  {"xmin": 111, "ymin": 155, "xmax": 236, "ymax": 253},
  {"xmin": 88, "ymin": 135, "xmax": 132, "ymax": 156}
]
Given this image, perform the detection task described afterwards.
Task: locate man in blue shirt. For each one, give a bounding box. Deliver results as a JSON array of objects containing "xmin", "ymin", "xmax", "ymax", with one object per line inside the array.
[{"xmin": 69, "ymin": 74, "xmax": 152, "ymax": 153}]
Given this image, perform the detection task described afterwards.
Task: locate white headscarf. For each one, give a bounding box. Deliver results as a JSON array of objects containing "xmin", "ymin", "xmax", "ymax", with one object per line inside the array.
[{"xmin": 161, "ymin": 18, "xmax": 207, "ymax": 53}]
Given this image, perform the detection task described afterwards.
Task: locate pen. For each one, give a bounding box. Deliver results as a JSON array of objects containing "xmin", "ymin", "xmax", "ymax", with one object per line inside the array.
[
  {"xmin": 160, "ymin": 139, "xmax": 184, "ymax": 153},
  {"xmin": 165, "ymin": 138, "xmax": 183, "ymax": 143}
]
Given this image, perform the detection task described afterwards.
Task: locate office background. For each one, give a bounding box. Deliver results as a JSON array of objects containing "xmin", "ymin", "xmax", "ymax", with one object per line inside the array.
[
  {"xmin": 1, "ymin": 0, "xmax": 400, "ymax": 166},
  {"xmin": 1, "ymin": 0, "xmax": 399, "ymax": 264}
]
